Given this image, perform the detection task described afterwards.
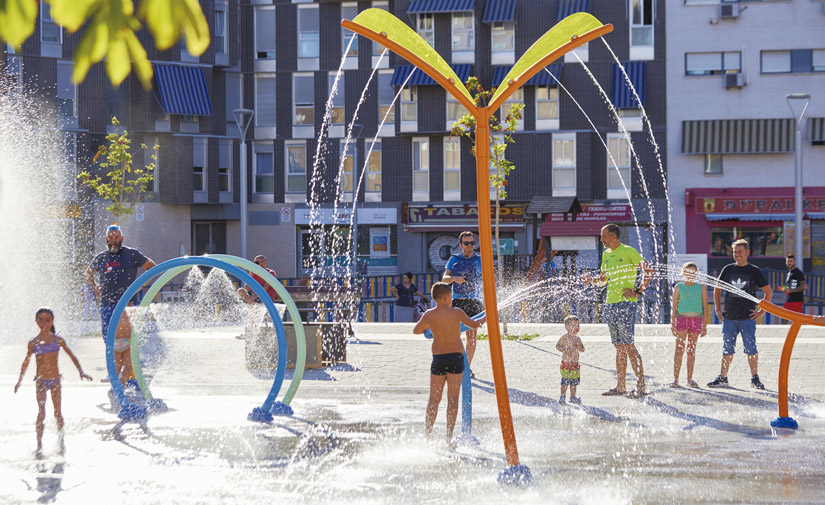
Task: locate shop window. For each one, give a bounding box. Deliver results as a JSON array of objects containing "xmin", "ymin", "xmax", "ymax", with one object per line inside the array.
[{"xmin": 710, "ymin": 227, "xmax": 784, "ymax": 257}]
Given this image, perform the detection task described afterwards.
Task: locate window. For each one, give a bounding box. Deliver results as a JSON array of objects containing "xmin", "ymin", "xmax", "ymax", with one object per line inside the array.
[
  {"xmin": 552, "ymin": 133, "xmax": 576, "ymax": 196},
  {"xmin": 417, "ymin": 13, "xmax": 434, "ymax": 47},
  {"xmin": 255, "ymin": 76, "xmax": 276, "ymax": 127},
  {"xmin": 286, "ymin": 143, "xmax": 308, "ymax": 194},
  {"xmin": 329, "ymin": 73, "xmax": 345, "ymax": 125},
  {"xmin": 814, "ymin": 50, "xmax": 825, "ymax": 72},
  {"xmin": 341, "ymin": 4, "xmax": 358, "ymax": 57},
  {"xmin": 219, "ymin": 140, "xmax": 232, "ymax": 192},
  {"xmin": 536, "ymin": 86, "xmax": 559, "ymax": 120},
  {"xmin": 491, "ymin": 22, "xmax": 514, "ymax": 52},
  {"xmin": 298, "ymin": 6, "xmax": 319, "ymax": 59},
  {"xmin": 705, "ymin": 153, "xmax": 722, "ymax": 175},
  {"xmin": 412, "ymin": 137, "xmax": 429, "ymax": 200},
  {"xmin": 293, "ymin": 74, "xmax": 314, "ymax": 126},
  {"xmin": 193, "ymin": 138, "xmax": 207, "ymax": 192},
  {"xmin": 446, "ymin": 93, "xmax": 468, "ymax": 125},
  {"xmin": 225, "ymin": 72, "xmax": 242, "ymax": 133},
  {"xmin": 340, "ymin": 139, "xmax": 356, "ymax": 198},
  {"xmin": 607, "ymin": 134, "xmax": 630, "ymax": 198},
  {"xmin": 214, "ymin": 6, "xmax": 227, "ymax": 55},
  {"xmin": 686, "ymin": 52, "xmax": 741, "ymax": 76},
  {"xmin": 401, "ymin": 87, "xmax": 417, "ymax": 122},
  {"xmin": 501, "ymin": 87, "xmax": 523, "ymax": 131},
  {"xmin": 710, "ymin": 227, "xmax": 783, "ymax": 257},
  {"xmin": 372, "ymin": 1, "xmax": 389, "ymax": 57},
  {"xmin": 366, "ymin": 141, "xmax": 382, "ymax": 196},
  {"xmin": 57, "ymin": 61, "xmax": 76, "ymax": 117},
  {"xmin": 444, "ymin": 137, "xmax": 461, "ymax": 201},
  {"xmin": 40, "ymin": 1, "xmax": 61, "ymax": 43},
  {"xmin": 254, "ymin": 145, "xmax": 274, "ymax": 193},
  {"xmin": 761, "ymin": 51, "xmax": 791, "ymax": 74},
  {"xmin": 255, "ymin": 7, "xmax": 276, "ymax": 59},
  {"xmin": 378, "ymin": 71, "xmax": 395, "ymax": 124},
  {"xmin": 630, "ymin": 0, "xmax": 653, "ymax": 47},
  {"xmin": 452, "ymin": 12, "xmax": 474, "ymax": 53}
]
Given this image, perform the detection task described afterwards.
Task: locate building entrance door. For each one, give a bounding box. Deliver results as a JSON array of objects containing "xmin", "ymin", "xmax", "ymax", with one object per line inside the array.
[{"xmin": 192, "ymin": 221, "xmax": 227, "ymax": 256}]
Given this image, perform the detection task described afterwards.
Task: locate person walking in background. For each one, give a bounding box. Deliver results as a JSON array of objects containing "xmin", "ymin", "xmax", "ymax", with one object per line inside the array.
[
  {"xmin": 708, "ymin": 239, "xmax": 773, "ymax": 390},
  {"xmin": 669, "ymin": 262, "xmax": 708, "ymax": 388},
  {"xmin": 442, "ymin": 231, "xmax": 483, "ymax": 373},
  {"xmin": 776, "ymin": 254, "xmax": 806, "ymax": 315},
  {"xmin": 582, "ymin": 224, "xmax": 652, "ymax": 398},
  {"xmin": 390, "ymin": 272, "xmax": 428, "ymax": 322}
]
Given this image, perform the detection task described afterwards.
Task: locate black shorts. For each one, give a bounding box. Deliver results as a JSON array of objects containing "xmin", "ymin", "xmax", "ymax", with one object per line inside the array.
[
  {"xmin": 431, "ymin": 353, "xmax": 465, "ymax": 376},
  {"xmin": 453, "ymin": 298, "xmax": 483, "ymax": 318}
]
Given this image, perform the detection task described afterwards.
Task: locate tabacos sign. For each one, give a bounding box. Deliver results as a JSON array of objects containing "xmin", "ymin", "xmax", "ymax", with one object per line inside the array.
[
  {"xmin": 404, "ymin": 203, "xmax": 525, "ymax": 224},
  {"xmin": 699, "ymin": 197, "xmax": 825, "ymax": 214}
]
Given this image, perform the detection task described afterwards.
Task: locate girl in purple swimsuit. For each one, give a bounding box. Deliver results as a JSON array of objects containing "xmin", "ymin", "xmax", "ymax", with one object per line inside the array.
[{"xmin": 14, "ymin": 308, "xmax": 92, "ymax": 456}]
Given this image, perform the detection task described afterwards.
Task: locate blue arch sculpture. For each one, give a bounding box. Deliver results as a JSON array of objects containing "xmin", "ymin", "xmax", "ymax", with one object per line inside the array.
[{"xmin": 106, "ymin": 256, "xmax": 289, "ymax": 422}]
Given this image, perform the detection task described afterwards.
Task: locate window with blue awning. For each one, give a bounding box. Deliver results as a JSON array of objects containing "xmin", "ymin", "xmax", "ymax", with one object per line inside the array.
[
  {"xmin": 491, "ymin": 64, "xmax": 562, "ymax": 87},
  {"xmin": 154, "ymin": 64, "xmax": 213, "ymax": 116},
  {"xmin": 482, "ymin": 0, "xmax": 517, "ymax": 23},
  {"xmin": 407, "ymin": 0, "xmax": 475, "ymax": 14},
  {"xmin": 390, "ymin": 64, "xmax": 473, "ymax": 86},
  {"xmin": 611, "ymin": 61, "xmax": 645, "ymax": 109},
  {"xmin": 556, "ymin": 0, "xmax": 589, "ymax": 22}
]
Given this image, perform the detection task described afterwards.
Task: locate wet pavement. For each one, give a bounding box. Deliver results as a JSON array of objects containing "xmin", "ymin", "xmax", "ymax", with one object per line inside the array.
[{"xmin": 2, "ymin": 322, "xmax": 825, "ymax": 504}]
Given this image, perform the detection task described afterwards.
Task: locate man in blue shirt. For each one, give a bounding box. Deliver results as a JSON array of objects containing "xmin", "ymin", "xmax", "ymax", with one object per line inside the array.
[{"xmin": 442, "ymin": 231, "xmax": 483, "ymax": 373}]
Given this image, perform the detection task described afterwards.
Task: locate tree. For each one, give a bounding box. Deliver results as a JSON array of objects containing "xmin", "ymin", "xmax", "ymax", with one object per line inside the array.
[
  {"xmin": 0, "ymin": 0, "xmax": 209, "ymax": 89},
  {"xmin": 451, "ymin": 76, "xmax": 525, "ymax": 289},
  {"xmin": 77, "ymin": 117, "xmax": 157, "ymax": 224}
]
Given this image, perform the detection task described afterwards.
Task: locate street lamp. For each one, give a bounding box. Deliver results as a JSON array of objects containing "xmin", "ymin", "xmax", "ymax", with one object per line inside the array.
[
  {"xmin": 786, "ymin": 94, "xmax": 810, "ymax": 267},
  {"xmin": 234, "ymin": 108, "xmax": 254, "ymax": 260}
]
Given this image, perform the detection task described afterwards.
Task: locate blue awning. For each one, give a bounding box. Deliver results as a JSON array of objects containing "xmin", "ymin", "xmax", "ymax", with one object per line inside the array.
[
  {"xmin": 154, "ymin": 64, "xmax": 213, "ymax": 116},
  {"xmin": 556, "ymin": 0, "xmax": 589, "ymax": 22},
  {"xmin": 491, "ymin": 64, "xmax": 562, "ymax": 87},
  {"xmin": 407, "ymin": 0, "xmax": 474, "ymax": 14},
  {"xmin": 483, "ymin": 0, "xmax": 517, "ymax": 22},
  {"xmin": 390, "ymin": 64, "xmax": 472, "ymax": 86},
  {"xmin": 705, "ymin": 213, "xmax": 794, "ymax": 222},
  {"xmin": 611, "ymin": 61, "xmax": 645, "ymax": 109}
]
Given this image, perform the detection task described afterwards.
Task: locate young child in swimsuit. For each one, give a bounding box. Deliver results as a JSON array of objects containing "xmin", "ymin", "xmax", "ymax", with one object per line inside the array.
[
  {"xmin": 14, "ymin": 308, "xmax": 92, "ymax": 456},
  {"xmin": 556, "ymin": 315, "xmax": 585, "ymax": 404},
  {"xmin": 413, "ymin": 282, "xmax": 484, "ymax": 443},
  {"xmin": 669, "ymin": 262, "xmax": 708, "ymax": 388}
]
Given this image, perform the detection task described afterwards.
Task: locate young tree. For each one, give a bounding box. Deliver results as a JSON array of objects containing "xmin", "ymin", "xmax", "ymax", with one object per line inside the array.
[
  {"xmin": 451, "ymin": 77, "xmax": 525, "ymax": 288},
  {"xmin": 77, "ymin": 117, "xmax": 157, "ymax": 225}
]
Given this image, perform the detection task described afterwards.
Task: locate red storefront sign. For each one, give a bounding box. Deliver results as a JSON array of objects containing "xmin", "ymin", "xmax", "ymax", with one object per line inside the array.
[
  {"xmin": 547, "ymin": 204, "xmax": 632, "ymax": 222},
  {"xmin": 697, "ymin": 197, "xmax": 825, "ymax": 214},
  {"xmin": 403, "ymin": 203, "xmax": 525, "ymax": 224}
]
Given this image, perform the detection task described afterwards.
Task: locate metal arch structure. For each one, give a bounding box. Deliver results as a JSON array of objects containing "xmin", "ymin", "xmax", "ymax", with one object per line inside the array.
[
  {"xmin": 343, "ymin": 10, "xmax": 613, "ymax": 482},
  {"xmin": 106, "ymin": 256, "xmax": 297, "ymax": 422}
]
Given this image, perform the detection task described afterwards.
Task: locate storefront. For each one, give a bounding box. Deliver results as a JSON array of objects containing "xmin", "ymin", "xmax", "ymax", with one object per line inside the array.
[
  {"xmin": 401, "ymin": 203, "xmax": 527, "ymax": 273},
  {"xmin": 685, "ymin": 187, "xmax": 825, "ymax": 272},
  {"xmin": 295, "ymin": 206, "xmax": 399, "ymax": 276}
]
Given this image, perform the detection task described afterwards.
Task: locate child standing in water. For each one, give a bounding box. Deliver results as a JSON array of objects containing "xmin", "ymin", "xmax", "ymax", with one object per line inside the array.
[
  {"xmin": 413, "ymin": 282, "xmax": 484, "ymax": 443},
  {"xmin": 557, "ymin": 315, "xmax": 585, "ymax": 404},
  {"xmin": 669, "ymin": 262, "xmax": 708, "ymax": 388},
  {"xmin": 14, "ymin": 308, "xmax": 92, "ymax": 456}
]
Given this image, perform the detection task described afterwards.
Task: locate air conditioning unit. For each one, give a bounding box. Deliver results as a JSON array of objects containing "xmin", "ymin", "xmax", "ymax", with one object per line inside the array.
[
  {"xmin": 720, "ymin": 3, "xmax": 740, "ymax": 19},
  {"xmin": 725, "ymin": 73, "xmax": 745, "ymax": 88}
]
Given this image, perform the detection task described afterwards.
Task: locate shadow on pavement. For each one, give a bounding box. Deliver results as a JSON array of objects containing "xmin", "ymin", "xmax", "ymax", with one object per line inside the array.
[{"xmin": 640, "ymin": 396, "xmax": 776, "ymax": 439}]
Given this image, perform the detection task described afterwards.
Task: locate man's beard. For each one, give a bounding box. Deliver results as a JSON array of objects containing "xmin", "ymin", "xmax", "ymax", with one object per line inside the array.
[{"xmin": 108, "ymin": 242, "xmax": 122, "ymax": 254}]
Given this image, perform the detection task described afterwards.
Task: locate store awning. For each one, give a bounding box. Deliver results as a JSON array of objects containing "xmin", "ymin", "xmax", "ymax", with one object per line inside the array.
[
  {"xmin": 491, "ymin": 64, "xmax": 562, "ymax": 87},
  {"xmin": 391, "ymin": 64, "xmax": 473, "ymax": 86},
  {"xmin": 482, "ymin": 0, "xmax": 517, "ymax": 22},
  {"xmin": 407, "ymin": 0, "xmax": 474, "ymax": 14},
  {"xmin": 611, "ymin": 61, "xmax": 645, "ymax": 109},
  {"xmin": 704, "ymin": 213, "xmax": 795, "ymax": 222},
  {"xmin": 153, "ymin": 64, "xmax": 213, "ymax": 116},
  {"xmin": 405, "ymin": 223, "xmax": 525, "ymax": 232},
  {"xmin": 682, "ymin": 118, "xmax": 795, "ymax": 154},
  {"xmin": 809, "ymin": 118, "xmax": 825, "ymax": 142},
  {"xmin": 556, "ymin": 0, "xmax": 589, "ymax": 21},
  {"xmin": 539, "ymin": 221, "xmax": 602, "ymax": 237},
  {"xmin": 525, "ymin": 196, "xmax": 581, "ymax": 215}
]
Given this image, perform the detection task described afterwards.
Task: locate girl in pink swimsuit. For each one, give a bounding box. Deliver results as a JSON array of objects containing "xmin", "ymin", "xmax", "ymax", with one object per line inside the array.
[
  {"xmin": 669, "ymin": 263, "xmax": 709, "ymax": 388},
  {"xmin": 14, "ymin": 308, "xmax": 92, "ymax": 456}
]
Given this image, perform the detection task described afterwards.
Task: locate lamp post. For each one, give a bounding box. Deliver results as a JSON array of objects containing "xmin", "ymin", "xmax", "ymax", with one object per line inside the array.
[
  {"xmin": 786, "ymin": 94, "xmax": 810, "ymax": 267},
  {"xmin": 234, "ymin": 108, "xmax": 254, "ymax": 260}
]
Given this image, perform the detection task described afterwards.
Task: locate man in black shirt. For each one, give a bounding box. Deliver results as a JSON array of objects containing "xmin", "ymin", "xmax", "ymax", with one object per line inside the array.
[
  {"xmin": 708, "ymin": 239, "xmax": 773, "ymax": 389},
  {"xmin": 776, "ymin": 254, "xmax": 806, "ymax": 314}
]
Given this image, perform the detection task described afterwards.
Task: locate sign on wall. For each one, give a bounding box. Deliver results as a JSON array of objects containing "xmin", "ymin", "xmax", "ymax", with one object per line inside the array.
[
  {"xmin": 370, "ymin": 226, "xmax": 391, "ymax": 259},
  {"xmin": 698, "ymin": 197, "xmax": 825, "ymax": 214},
  {"xmin": 547, "ymin": 204, "xmax": 632, "ymax": 222}
]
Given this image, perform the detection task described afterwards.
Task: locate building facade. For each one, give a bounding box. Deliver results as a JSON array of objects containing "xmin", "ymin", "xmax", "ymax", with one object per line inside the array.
[{"xmin": 666, "ymin": 0, "xmax": 825, "ymax": 274}]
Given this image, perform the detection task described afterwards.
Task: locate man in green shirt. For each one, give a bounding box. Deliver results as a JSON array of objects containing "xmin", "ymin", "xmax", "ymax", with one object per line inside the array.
[{"xmin": 582, "ymin": 224, "xmax": 652, "ymax": 398}]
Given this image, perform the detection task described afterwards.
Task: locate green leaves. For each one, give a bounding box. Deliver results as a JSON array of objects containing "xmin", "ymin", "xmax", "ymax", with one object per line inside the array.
[{"xmin": 0, "ymin": 0, "xmax": 209, "ymax": 89}]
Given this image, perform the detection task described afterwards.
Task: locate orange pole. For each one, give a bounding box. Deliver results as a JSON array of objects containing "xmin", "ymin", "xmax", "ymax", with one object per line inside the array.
[{"xmin": 474, "ymin": 112, "xmax": 520, "ymax": 467}]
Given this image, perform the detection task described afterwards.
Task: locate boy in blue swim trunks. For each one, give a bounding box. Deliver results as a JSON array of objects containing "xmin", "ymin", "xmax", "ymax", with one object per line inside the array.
[{"xmin": 414, "ymin": 282, "xmax": 484, "ymax": 443}]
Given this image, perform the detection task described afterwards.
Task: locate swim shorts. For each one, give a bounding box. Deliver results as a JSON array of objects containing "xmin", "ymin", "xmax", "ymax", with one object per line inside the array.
[{"xmin": 430, "ymin": 353, "xmax": 465, "ymax": 376}]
